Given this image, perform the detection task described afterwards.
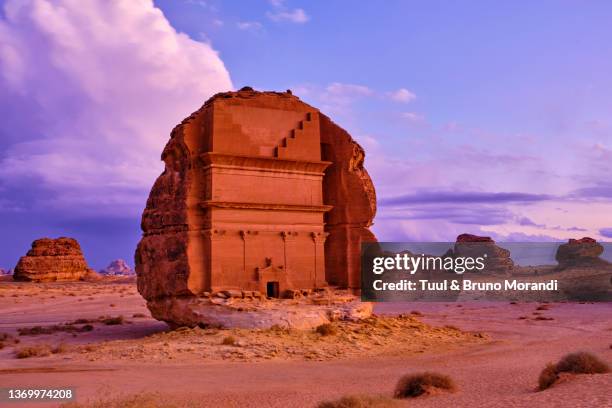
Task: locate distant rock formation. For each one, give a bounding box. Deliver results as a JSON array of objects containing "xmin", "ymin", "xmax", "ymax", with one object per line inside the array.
[
  {"xmin": 99, "ymin": 259, "xmax": 135, "ymax": 276},
  {"xmin": 13, "ymin": 237, "xmax": 97, "ymax": 282},
  {"xmin": 556, "ymin": 237, "xmax": 608, "ymax": 269},
  {"xmin": 452, "ymin": 234, "xmax": 514, "ymax": 274},
  {"xmin": 0, "ymin": 268, "xmax": 11, "ymax": 275}
]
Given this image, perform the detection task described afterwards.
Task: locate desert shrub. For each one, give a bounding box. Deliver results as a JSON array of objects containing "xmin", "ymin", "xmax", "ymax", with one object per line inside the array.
[
  {"xmin": 16, "ymin": 344, "xmax": 52, "ymax": 358},
  {"xmin": 317, "ymin": 394, "xmax": 398, "ymax": 408},
  {"xmin": 52, "ymin": 343, "xmax": 69, "ymax": 354},
  {"xmin": 538, "ymin": 352, "xmax": 610, "ymax": 390},
  {"xmin": 538, "ymin": 363, "xmax": 559, "ymax": 391},
  {"xmin": 102, "ymin": 316, "xmax": 124, "ymax": 325},
  {"xmin": 410, "ymin": 310, "xmax": 423, "ymax": 316},
  {"xmin": 394, "ymin": 372, "xmax": 456, "ymax": 398},
  {"xmin": 132, "ymin": 313, "xmax": 146, "ymax": 318},
  {"xmin": 18, "ymin": 323, "xmax": 94, "ymax": 336},
  {"xmin": 316, "ymin": 323, "xmax": 337, "ymax": 336},
  {"xmin": 221, "ymin": 335, "xmax": 236, "ymax": 346},
  {"xmin": 555, "ymin": 352, "xmax": 609, "ymax": 375},
  {"xmin": 444, "ymin": 325, "xmax": 460, "ymax": 331},
  {"xmin": 534, "ymin": 316, "xmax": 554, "ymax": 321},
  {"xmin": 536, "ymin": 304, "xmax": 551, "ymax": 311},
  {"xmin": 71, "ymin": 318, "xmax": 95, "ymax": 324}
]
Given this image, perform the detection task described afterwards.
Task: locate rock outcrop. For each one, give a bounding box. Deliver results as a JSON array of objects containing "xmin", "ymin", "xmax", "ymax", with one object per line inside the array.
[
  {"xmin": 0, "ymin": 268, "xmax": 11, "ymax": 275},
  {"xmin": 452, "ymin": 234, "xmax": 514, "ymax": 274},
  {"xmin": 135, "ymin": 88, "xmax": 376, "ymax": 328},
  {"xmin": 556, "ymin": 237, "xmax": 608, "ymax": 269},
  {"xmin": 100, "ymin": 259, "xmax": 134, "ymax": 276},
  {"xmin": 13, "ymin": 237, "xmax": 95, "ymax": 282}
]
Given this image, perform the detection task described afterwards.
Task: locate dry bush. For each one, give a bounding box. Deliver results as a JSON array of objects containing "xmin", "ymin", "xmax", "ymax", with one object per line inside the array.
[
  {"xmin": 538, "ymin": 352, "xmax": 610, "ymax": 390},
  {"xmin": 538, "ymin": 363, "xmax": 558, "ymax": 391},
  {"xmin": 534, "ymin": 316, "xmax": 554, "ymax": 321},
  {"xmin": 555, "ymin": 352, "xmax": 610, "ymax": 374},
  {"xmin": 18, "ymin": 323, "xmax": 93, "ymax": 336},
  {"xmin": 16, "ymin": 344, "xmax": 52, "ymax": 358},
  {"xmin": 221, "ymin": 335, "xmax": 236, "ymax": 346},
  {"xmin": 410, "ymin": 310, "xmax": 423, "ymax": 316},
  {"xmin": 317, "ymin": 394, "xmax": 398, "ymax": 408},
  {"xmin": 394, "ymin": 372, "xmax": 456, "ymax": 398},
  {"xmin": 132, "ymin": 313, "xmax": 147, "ymax": 318},
  {"xmin": 316, "ymin": 323, "xmax": 337, "ymax": 336},
  {"xmin": 536, "ymin": 304, "xmax": 551, "ymax": 311},
  {"xmin": 102, "ymin": 316, "xmax": 124, "ymax": 325}
]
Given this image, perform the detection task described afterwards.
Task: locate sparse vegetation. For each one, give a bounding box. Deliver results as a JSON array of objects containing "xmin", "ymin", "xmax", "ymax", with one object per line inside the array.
[
  {"xmin": 317, "ymin": 394, "xmax": 398, "ymax": 408},
  {"xmin": 410, "ymin": 310, "xmax": 423, "ymax": 316},
  {"xmin": 16, "ymin": 344, "xmax": 51, "ymax": 358},
  {"xmin": 132, "ymin": 313, "xmax": 146, "ymax": 318},
  {"xmin": 221, "ymin": 335, "xmax": 236, "ymax": 346},
  {"xmin": 316, "ymin": 323, "xmax": 337, "ymax": 336},
  {"xmin": 393, "ymin": 372, "xmax": 456, "ymax": 398},
  {"xmin": 18, "ymin": 323, "xmax": 95, "ymax": 336},
  {"xmin": 538, "ymin": 352, "xmax": 610, "ymax": 390},
  {"xmin": 102, "ymin": 316, "xmax": 125, "ymax": 325}
]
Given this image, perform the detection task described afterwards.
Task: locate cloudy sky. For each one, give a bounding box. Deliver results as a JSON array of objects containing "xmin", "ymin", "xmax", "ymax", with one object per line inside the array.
[{"xmin": 0, "ymin": 0, "xmax": 611, "ymax": 269}]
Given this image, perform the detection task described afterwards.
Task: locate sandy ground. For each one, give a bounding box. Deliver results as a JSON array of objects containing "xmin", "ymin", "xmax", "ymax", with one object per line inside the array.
[{"xmin": 0, "ymin": 281, "xmax": 610, "ymax": 407}]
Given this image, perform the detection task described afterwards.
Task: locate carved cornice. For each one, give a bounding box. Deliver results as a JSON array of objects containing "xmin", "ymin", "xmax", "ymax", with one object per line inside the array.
[
  {"xmin": 200, "ymin": 201, "xmax": 332, "ymax": 213},
  {"xmin": 199, "ymin": 152, "xmax": 331, "ymax": 175}
]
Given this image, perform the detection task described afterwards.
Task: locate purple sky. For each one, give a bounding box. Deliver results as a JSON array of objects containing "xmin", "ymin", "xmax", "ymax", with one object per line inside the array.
[{"xmin": 0, "ymin": 0, "xmax": 611, "ymax": 269}]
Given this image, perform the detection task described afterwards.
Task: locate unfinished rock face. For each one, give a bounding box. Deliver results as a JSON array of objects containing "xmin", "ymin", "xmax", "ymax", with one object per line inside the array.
[
  {"xmin": 13, "ymin": 237, "xmax": 95, "ymax": 282},
  {"xmin": 100, "ymin": 259, "xmax": 134, "ymax": 276},
  {"xmin": 135, "ymin": 88, "xmax": 376, "ymax": 328},
  {"xmin": 452, "ymin": 234, "xmax": 514, "ymax": 274},
  {"xmin": 556, "ymin": 237, "xmax": 608, "ymax": 269}
]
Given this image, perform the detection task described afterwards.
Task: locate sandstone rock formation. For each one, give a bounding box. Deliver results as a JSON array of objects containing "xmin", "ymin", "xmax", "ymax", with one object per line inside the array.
[
  {"xmin": 13, "ymin": 237, "xmax": 96, "ymax": 282},
  {"xmin": 556, "ymin": 237, "xmax": 608, "ymax": 269},
  {"xmin": 135, "ymin": 88, "xmax": 376, "ymax": 328},
  {"xmin": 0, "ymin": 268, "xmax": 11, "ymax": 275},
  {"xmin": 100, "ymin": 259, "xmax": 135, "ymax": 276},
  {"xmin": 452, "ymin": 234, "xmax": 514, "ymax": 274}
]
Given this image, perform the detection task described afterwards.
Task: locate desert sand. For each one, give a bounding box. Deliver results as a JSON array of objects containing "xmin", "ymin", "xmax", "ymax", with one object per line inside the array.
[{"xmin": 0, "ymin": 281, "xmax": 610, "ymax": 407}]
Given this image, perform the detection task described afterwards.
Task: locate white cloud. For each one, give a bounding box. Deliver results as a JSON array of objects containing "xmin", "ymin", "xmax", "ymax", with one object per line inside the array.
[
  {"xmin": 0, "ymin": 0, "xmax": 232, "ymax": 216},
  {"xmin": 388, "ymin": 88, "xmax": 416, "ymax": 103},
  {"xmin": 266, "ymin": 8, "xmax": 309, "ymax": 23},
  {"xmin": 401, "ymin": 112, "xmax": 425, "ymax": 122},
  {"xmin": 326, "ymin": 82, "xmax": 373, "ymax": 97},
  {"xmin": 237, "ymin": 21, "xmax": 263, "ymax": 31}
]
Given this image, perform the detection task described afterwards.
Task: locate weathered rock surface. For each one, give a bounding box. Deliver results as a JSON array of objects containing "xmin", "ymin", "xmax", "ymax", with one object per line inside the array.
[
  {"xmin": 556, "ymin": 237, "xmax": 608, "ymax": 269},
  {"xmin": 149, "ymin": 291, "xmax": 373, "ymax": 329},
  {"xmin": 452, "ymin": 234, "xmax": 514, "ymax": 274},
  {"xmin": 13, "ymin": 237, "xmax": 96, "ymax": 282},
  {"xmin": 135, "ymin": 88, "xmax": 376, "ymax": 328},
  {"xmin": 100, "ymin": 259, "xmax": 135, "ymax": 276}
]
